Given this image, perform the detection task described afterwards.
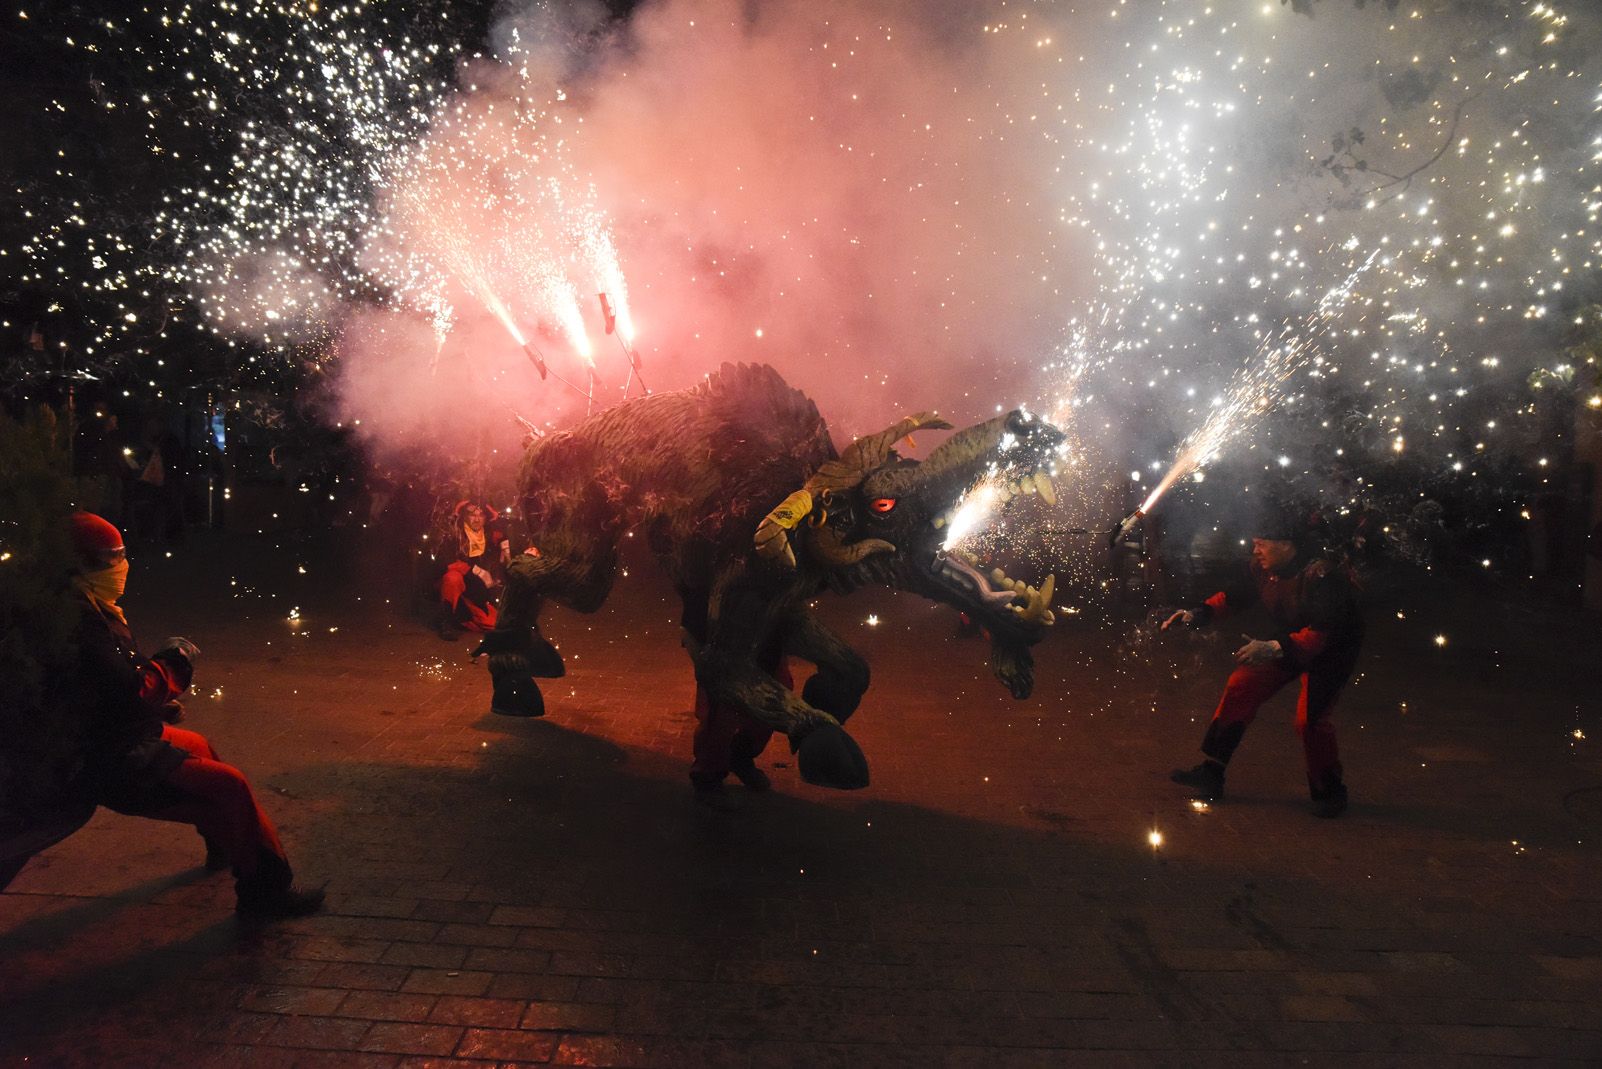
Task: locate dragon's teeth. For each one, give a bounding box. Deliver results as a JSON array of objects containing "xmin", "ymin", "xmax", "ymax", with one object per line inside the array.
[
  {"xmin": 932, "ymin": 516, "xmax": 945, "ymax": 529},
  {"xmin": 1035, "ymin": 472, "xmax": 1057, "ymax": 506},
  {"xmin": 991, "ymin": 568, "xmax": 1007, "ymax": 585}
]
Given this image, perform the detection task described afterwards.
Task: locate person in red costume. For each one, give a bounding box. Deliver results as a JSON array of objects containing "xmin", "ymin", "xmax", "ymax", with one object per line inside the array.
[
  {"xmin": 677, "ymin": 594, "xmax": 794, "ymax": 807},
  {"xmin": 1163, "ymin": 510, "xmax": 1364, "ymax": 818},
  {"xmin": 65, "ymin": 512, "xmax": 323, "ymax": 916},
  {"xmin": 436, "ymin": 501, "xmax": 510, "ymax": 639}
]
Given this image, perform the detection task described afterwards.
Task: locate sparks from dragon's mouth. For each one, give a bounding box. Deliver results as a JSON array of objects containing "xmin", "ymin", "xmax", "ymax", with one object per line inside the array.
[
  {"xmin": 941, "ymin": 483, "xmax": 999, "ymax": 550},
  {"xmin": 939, "ymin": 467, "xmax": 1059, "ymax": 552},
  {"xmin": 934, "ymin": 471, "xmax": 1060, "ymax": 626}
]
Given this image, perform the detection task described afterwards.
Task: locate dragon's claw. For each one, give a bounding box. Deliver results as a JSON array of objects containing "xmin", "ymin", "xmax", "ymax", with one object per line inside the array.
[
  {"xmin": 793, "ymin": 722, "xmax": 870, "ymax": 790},
  {"xmin": 490, "ymin": 674, "xmax": 546, "ymax": 718}
]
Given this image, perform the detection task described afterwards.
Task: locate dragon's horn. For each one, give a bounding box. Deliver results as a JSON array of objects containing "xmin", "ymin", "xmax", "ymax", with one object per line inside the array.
[
  {"xmin": 753, "ymin": 489, "xmax": 814, "ymax": 569},
  {"xmin": 805, "ymin": 412, "xmax": 953, "ymax": 493},
  {"xmin": 810, "ymin": 525, "xmax": 895, "ymax": 568}
]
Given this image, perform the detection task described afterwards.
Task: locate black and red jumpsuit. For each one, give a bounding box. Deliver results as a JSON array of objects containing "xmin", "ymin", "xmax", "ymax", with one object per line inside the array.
[
  {"xmin": 68, "ymin": 598, "xmax": 295, "ymax": 892},
  {"xmin": 1192, "ymin": 557, "xmax": 1363, "ymax": 794},
  {"xmin": 438, "ymin": 514, "xmax": 509, "ymax": 632}
]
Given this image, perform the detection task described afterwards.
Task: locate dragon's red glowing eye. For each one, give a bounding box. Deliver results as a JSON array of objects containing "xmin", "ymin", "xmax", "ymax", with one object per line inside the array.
[{"xmin": 869, "ymin": 497, "xmax": 897, "ymax": 514}]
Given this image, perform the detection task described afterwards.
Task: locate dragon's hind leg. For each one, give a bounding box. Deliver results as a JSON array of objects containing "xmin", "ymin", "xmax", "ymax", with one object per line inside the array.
[{"xmin": 474, "ymin": 535, "xmax": 619, "ymax": 718}]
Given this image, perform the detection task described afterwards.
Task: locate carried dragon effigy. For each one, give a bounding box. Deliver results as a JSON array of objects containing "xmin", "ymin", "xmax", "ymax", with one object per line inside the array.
[{"xmin": 475, "ymin": 363, "xmax": 1065, "ymax": 789}]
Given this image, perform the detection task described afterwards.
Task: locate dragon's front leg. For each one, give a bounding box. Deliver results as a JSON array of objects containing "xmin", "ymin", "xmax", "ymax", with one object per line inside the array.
[
  {"xmin": 473, "ymin": 552, "xmax": 567, "ymax": 718},
  {"xmin": 691, "ymin": 648, "xmax": 868, "ymax": 790},
  {"xmin": 693, "ymin": 585, "xmax": 870, "ymax": 789},
  {"xmin": 782, "ymin": 611, "xmax": 870, "ymax": 723}
]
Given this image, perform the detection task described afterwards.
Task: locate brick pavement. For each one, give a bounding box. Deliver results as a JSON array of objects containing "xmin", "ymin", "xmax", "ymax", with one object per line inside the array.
[{"xmin": 2, "ymin": 532, "xmax": 1599, "ymax": 1066}]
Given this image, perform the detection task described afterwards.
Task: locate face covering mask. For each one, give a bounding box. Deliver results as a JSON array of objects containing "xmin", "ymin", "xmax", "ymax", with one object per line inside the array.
[{"xmin": 80, "ymin": 558, "xmax": 130, "ymax": 605}]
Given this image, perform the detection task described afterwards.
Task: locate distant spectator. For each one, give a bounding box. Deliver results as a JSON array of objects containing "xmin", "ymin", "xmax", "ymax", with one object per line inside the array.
[{"xmin": 122, "ymin": 416, "xmax": 182, "ymax": 548}]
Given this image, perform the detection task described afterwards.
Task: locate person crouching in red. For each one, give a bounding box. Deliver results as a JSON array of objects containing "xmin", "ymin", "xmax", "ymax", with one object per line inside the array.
[
  {"xmin": 436, "ymin": 501, "xmax": 509, "ymax": 639},
  {"xmin": 1163, "ymin": 510, "xmax": 1364, "ymax": 818},
  {"xmin": 65, "ymin": 512, "xmax": 323, "ymax": 917}
]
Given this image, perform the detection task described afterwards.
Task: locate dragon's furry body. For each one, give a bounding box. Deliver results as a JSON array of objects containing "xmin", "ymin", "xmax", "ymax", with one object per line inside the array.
[{"xmin": 482, "ymin": 363, "xmax": 1064, "ymax": 788}]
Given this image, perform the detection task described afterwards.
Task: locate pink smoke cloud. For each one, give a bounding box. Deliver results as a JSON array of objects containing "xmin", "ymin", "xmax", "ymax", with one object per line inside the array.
[{"xmin": 336, "ymin": 0, "xmax": 1091, "ymax": 460}]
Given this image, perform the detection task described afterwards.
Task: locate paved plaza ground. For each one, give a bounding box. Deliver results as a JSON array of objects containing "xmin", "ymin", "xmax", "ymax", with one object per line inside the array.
[{"xmin": 3, "ymin": 529, "xmax": 1600, "ymax": 1066}]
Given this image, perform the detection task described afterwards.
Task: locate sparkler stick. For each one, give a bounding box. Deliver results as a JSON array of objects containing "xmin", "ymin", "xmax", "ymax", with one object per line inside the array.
[
  {"xmin": 508, "ymin": 410, "xmax": 545, "ymax": 440},
  {"xmin": 618, "ymin": 337, "xmax": 647, "ymax": 397},
  {"xmin": 599, "ymin": 292, "xmax": 647, "ymax": 397},
  {"xmin": 518, "ymin": 340, "xmax": 591, "ymax": 399},
  {"xmin": 521, "ymin": 342, "xmax": 549, "ymax": 380}
]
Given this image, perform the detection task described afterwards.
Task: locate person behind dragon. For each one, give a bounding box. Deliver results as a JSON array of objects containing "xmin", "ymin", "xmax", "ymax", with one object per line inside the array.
[{"xmin": 436, "ymin": 500, "xmax": 512, "ymax": 639}]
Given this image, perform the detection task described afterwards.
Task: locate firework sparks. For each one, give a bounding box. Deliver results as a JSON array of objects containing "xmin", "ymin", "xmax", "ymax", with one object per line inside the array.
[{"xmin": 6, "ymin": 0, "xmax": 1599, "ymax": 554}]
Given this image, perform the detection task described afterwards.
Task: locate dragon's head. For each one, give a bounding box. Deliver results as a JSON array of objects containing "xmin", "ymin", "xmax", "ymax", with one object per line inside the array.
[{"xmin": 755, "ymin": 409, "xmax": 1066, "ymax": 700}]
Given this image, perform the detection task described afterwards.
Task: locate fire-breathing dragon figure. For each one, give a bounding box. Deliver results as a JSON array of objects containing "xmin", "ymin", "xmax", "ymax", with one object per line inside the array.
[{"xmin": 475, "ymin": 363, "xmax": 1065, "ymax": 789}]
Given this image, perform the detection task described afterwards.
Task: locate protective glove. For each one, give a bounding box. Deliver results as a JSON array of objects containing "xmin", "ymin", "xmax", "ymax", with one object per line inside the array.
[
  {"xmin": 152, "ymin": 636, "xmax": 201, "ymax": 691},
  {"xmin": 158, "ymin": 636, "xmax": 201, "ymax": 663},
  {"xmin": 471, "ymin": 565, "xmax": 497, "ymax": 588},
  {"xmin": 1160, "ymin": 609, "xmax": 1195, "ymax": 632},
  {"xmin": 1234, "ymin": 636, "xmax": 1283, "ymax": 666}
]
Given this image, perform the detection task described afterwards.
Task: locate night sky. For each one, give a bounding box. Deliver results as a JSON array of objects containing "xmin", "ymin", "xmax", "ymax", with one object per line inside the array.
[{"xmin": 3, "ymin": 0, "xmax": 1599, "ymax": 588}]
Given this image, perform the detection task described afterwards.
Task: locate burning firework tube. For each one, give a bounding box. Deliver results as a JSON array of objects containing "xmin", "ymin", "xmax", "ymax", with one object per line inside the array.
[
  {"xmin": 1108, "ymin": 508, "xmax": 1144, "ymax": 548},
  {"xmin": 522, "ymin": 342, "xmax": 549, "ymax": 381}
]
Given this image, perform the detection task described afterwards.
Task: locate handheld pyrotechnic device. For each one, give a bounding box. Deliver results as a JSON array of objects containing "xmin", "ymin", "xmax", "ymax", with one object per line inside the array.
[
  {"xmin": 1108, "ymin": 508, "xmax": 1144, "ymax": 549},
  {"xmin": 1120, "ymin": 253, "xmax": 1379, "ymax": 528},
  {"xmin": 521, "ymin": 342, "xmax": 549, "ymax": 380},
  {"xmin": 599, "ymin": 292, "xmax": 646, "ymax": 395}
]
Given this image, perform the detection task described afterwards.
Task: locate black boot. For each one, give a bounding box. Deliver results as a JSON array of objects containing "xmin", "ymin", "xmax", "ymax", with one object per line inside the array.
[
  {"xmin": 436, "ymin": 605, "xmax": 463, "ymax": 641},
  {"xmin": 729, "ymin": 736, "xmax": 771, "ymax": 792},
  {"xmin": 1170, "ymin": 760, "xmax": 1225, "ymax": 801},
  {"xmin": 235, "ymin": 853, "xmax": 324, "ymax": 919},
  {"xmin": 237, "ymin": 883, "xmax": 326, "ymax": 918},
  {"xmin": 1310, "ymin": 781, "xmax": 1349, "ymax": 819},
  {"xmin": 202, "ymin": 835, "xmax": 229, "ymax": 872},
  {"xmin": 692, "ymin": 781, "xmax": 744, "ymax": 811}
]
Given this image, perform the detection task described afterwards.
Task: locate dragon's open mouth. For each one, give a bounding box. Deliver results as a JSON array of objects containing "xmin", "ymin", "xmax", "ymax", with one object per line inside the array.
[
  {"xmin": 932, "ymin": 469, "xmax": 1058, "ymax": 522},
  {"xmin": 933, "ymin": 549, "xmax": 1056, "ymax": 627},
  {"xmin": 922, "ymin": 464, "xmax": 1058, "ymax": 629}
]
